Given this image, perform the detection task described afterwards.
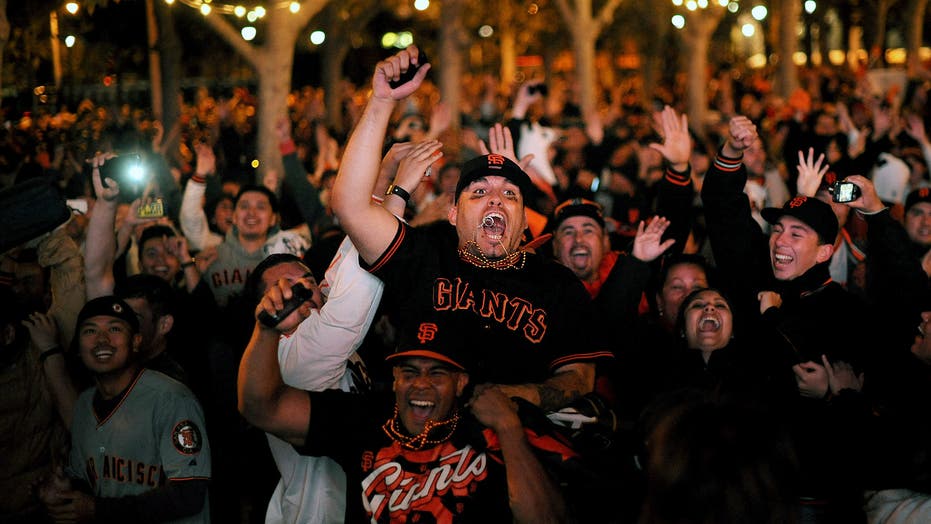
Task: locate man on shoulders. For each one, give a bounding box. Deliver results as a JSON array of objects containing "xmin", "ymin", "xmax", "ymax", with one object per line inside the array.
[{"xmin": 330, "ymin": 46, "xmax": 611, "ymax": 411}]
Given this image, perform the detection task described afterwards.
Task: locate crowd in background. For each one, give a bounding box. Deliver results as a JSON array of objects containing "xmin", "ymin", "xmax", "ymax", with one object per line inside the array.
[{"xmin": 2, "ymin": 51, "xmax": 931, "ymax": 523}]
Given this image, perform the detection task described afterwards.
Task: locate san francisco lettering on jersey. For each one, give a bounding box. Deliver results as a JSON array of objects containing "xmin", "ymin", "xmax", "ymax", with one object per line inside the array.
[{"xmin": 85, "ymin": 454, "xmax": 163, "ymax": 489}]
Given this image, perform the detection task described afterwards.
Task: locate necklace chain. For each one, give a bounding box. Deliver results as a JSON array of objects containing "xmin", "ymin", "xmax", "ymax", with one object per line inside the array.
[
  {"xmin": 458, "ymin": 241, "xmax": 527, "ymax": 270},
  {"xmin": 383, "ymin": 406, "xmax": 460, "ymax": 451}
]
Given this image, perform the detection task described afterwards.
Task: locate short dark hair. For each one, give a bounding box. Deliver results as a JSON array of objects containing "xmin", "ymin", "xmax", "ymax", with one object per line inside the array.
[
  {"xmin": 234, "ymin": 185, "xmax": 279, "ymax": 214},
  {"xmin": 138, "ymin": 225, "xmax": 177, "ymax": 250},
  {"xmin": 242, "ymin": 253, "xmax": 309, "ymax": 303},
  {"xmin": 115, "ymin": 273, "xmax": 177, "ymax": 319}
]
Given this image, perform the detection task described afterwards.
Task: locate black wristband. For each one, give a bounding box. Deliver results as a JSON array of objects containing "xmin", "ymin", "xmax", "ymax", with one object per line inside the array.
[
  {"xmin": 39, "ymin": 346, "xmax": 64, "ymax": 364},
  {"xmin": 180, "ymin": 258, "xmax": 196, "ymax": 269},
  {"xmin": 386, "ymin": 184, "xmax": 411, "ymax": 203}
]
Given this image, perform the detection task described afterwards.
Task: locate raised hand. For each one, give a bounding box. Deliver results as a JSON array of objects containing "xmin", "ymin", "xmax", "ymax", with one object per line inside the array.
[
  {"xmin": 90, "ymin": 152, "xmax": 120, "ymax": 202},
  {"xmin": 194, "ymin": 142, "xmax": 216, "ymax": 177},
  {"xmin": 394, "ymin": 139, "xmax": 444, "ymax": 194},
  {"xmin": 274, "ymin": 116, "xmax": 292, "ymax": 144},
  {"xmin": 841, "ymin": 175, "xmax": 884, "ymax": 213},
  {"xmin": 722, "ymin": 116, "xmax": 757, "ymax": 157},
  {"xmin": 796, "ymin": 148, "xmax": 829, "ymax": 197},
  {"xmin": 649, "ymin": 105, "xmax": 691, "ymax": 171},
  {"xmin": 372, "ymin": 45, "xmax": 431, "ymax": 101},
  {"xmin": 632, "ymin": 216, "xmax": 675, "ymax": 262},
  {"xmin": 478, "ymin": 123, "xmax": 533, "ymax": 171},
  {"xmin": 255, "ymin": 276, "xmax": 321, "ymax": 333},
  {"xmin": 905, "ymin": 113, "xmax": 930, "ymax": 146}
]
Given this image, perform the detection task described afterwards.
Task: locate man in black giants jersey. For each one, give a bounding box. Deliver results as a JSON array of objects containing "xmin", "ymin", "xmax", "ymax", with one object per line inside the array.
[
  {"xmin": 330, "ymin": 46, "xmax": 612, "ymax": 412},
  {"xmin": 240, "ymin": 276, "xmax": 570, "ymax": 523}
]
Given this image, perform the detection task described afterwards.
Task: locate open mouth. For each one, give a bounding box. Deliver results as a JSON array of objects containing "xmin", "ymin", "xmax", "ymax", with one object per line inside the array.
[
  {"xmin": 409, "ymin": 399, "xmax": 436, "ymax": 421},
  {"xmin": 698, "ymin": 316, "xmax": 721, "ymax": 332},
  {"xmin": 93, "ymin": 346, "xmax": 116, "ymax": 361},
  {"xmin": 482, "ymin": 212, "xmax": 506, "ymax": 242},
  {"xmin": 773, "ymin": 253, "xmax": 793, "ymax": 268}
]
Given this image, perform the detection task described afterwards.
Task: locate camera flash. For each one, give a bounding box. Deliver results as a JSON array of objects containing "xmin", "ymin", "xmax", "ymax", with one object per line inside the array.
[{"xmin": 128, "ymin": 164, "xmax": 144, "ymax": 182}]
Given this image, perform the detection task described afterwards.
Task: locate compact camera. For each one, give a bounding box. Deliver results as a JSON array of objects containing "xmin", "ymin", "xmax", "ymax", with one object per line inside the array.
[
  {"xmin": 830, "ymin": 180, "xmax": 861, "ymax": 203},
  {"xmin": 137, "ymin": 197, "xmax": 165, "ymax": 218},
  {"xmin": 99, "ymin": 153, "xmax": 145, "ymax": 200}
]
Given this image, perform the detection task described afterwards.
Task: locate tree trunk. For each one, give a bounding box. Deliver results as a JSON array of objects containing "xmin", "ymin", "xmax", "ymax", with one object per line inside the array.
[
  {"xmin": 680, "ymin": 7, "xmax": 724, "ymax": 137},
  {"xmin": 145, "ymin": 0, "xmax": 162, "ymax": 121},
  {"xmin": 873, "ymin": 0, "xmax": 891, "ymax": 65},
  {"xmin": 155, "ymin": 0, "xmax": 182, "ymax": 160},
  {"xmin": 684, "ymin": 30, "xmax": 711, "ymax": 136},
  {"xmin": 199, "ymin": 2, "xmax": 323, "ymax": 186},
  {"xmin": 907, "ymin": 0, "xmax": 929, "ymax": 76},
  {"xmin": 255, "ymin": 10, "xmax": 301, "ymax": 186},
  {"xmin": 775, "ymin": 0, "xmax": 799, "ymax": 97},
  {"xmin": 498, "ymin": 0, "xmax": 516, "ymax": 85},
  {"xmin": 0, "ymin": 0, "xmax": 8, "ymax": 110},
  {"xmin": 438, "ymin": 0, "xmax": 466, "ymax": 152},
  {"xmin": 574, "ymin": 32, "xmax": 598, "ymax": 118}
]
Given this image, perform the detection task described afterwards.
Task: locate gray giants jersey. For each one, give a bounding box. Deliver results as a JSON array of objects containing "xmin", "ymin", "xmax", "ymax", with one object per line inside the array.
[{"xmin": 68, "ymin": 369, "xmax": 211, "ymax": 524}]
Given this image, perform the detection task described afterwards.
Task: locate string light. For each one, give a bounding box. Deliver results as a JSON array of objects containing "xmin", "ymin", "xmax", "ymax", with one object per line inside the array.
[{"xmin": 165, "ymin": 0, "xmax": 302, "ymax": 17}]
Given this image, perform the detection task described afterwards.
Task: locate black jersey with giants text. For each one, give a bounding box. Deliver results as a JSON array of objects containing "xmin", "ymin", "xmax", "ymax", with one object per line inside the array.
[{"xmin": 366, "ymin": 221, "xmax": 613, "ymax": 385}]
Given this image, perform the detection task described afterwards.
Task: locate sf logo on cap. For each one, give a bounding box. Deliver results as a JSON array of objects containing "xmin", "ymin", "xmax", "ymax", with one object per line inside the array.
[
  {"xmin": 487, "ymin": 154, "xmax": 506, "ymax": 166},
  {"xmin": 417, "ymin": 322, "xmax": 438, "ymax": 343},
  {"xmin": 789, "ymin": 196, "xmax": 808, "ymax": 208}
]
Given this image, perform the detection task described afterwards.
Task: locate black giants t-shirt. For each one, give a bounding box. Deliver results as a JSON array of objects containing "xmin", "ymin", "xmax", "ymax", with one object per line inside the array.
[
  {"xmin": 366, "ymin": 221, "xmax": 613, "ymax": 385},
  {"xmin": 297, "ymin": 390, "xmax": 512, "ymax": 523}
]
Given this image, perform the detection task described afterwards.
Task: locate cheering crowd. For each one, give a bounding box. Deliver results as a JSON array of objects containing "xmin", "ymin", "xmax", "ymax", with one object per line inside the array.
[{"xmin": 3, "ymin": 45, "xmax": 931, "ymax": 523}]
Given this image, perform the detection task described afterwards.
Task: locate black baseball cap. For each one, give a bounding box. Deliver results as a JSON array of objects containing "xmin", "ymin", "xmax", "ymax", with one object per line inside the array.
[
  {"xmin": 548, "ymin": 198, "xmax": 606, "ymax": 231},
  {"xmin": 905, "ymin": 187, "xmax": 931, "ymax": 213},
  {"xmin": 386, "ymin": 320, "xmax": 469, "ymax": 371},
  {"xmin": 76, "ymin": 296, "xmax": 140, "ymax": 333},
  {"xmin": 454, "ymin": 154, "xmax": 533, "ymax": 202},
  {"xmin": 761, "ymin": 195, "xmax": 838, "ymax": 244}
]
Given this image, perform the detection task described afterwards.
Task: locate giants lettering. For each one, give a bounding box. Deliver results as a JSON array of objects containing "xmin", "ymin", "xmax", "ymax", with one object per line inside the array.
[
  {"xmin": 210, "ymin": 268, "xmax": 251, "ymax": 288},
  {"xmin": 361, "ymin": 445, "xmax": 488, "ymax": 520},
  {"xmin": 433, "ymin": 278, "xmax": 547, "ymax": 343}
]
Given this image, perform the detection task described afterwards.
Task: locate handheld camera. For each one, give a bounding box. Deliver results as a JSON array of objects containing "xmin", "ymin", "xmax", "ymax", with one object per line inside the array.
[
  {"xmin": 100, "ymin": 154, "xmax": 145, "ymax": 200},
  {"xmin": 388, "ymin": 51, "xmax": 429, "ymax": 89},
  {"xmin": 830, "ymin": 180, "xmax": 861, "ymax": 203},
  {"xmin": 258, "ymin": 282, "xmax": 315, "ymax": 328},
  {"xmin": 137, "ymin": 198, "xmax": 165, "ymax": 218}
]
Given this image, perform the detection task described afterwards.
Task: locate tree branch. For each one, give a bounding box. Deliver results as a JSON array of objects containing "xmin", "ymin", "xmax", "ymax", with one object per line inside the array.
[
  {"xmin": 200, "ymin": 10, "xmax": 260, "ymax": 66},
  {"xmin": 593, "ymin": 0, "xmax": 624, "ymax": 35},
  {"xmin": 554, "ymin": 0, "xmax": 576, "ymax": 27}
]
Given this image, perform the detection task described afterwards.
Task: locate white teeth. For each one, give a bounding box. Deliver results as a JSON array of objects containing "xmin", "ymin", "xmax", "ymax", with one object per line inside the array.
[
  {"xmin": 700, "ymin": 316, "xmax": 720, "ymax": 329},
  {"xmin": 774, "ymin": 254, "xmax": 792, "ymax": 263},
  {"xmin": 410, "ymin": 400, "xmax": 434, "ymax": 407}
]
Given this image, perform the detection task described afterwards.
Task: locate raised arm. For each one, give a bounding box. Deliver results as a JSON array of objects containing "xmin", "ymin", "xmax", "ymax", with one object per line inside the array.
[
  {"xmin": 331, "ymin": 46, "xmax": 433, "ymax": 264},
  {"xmin": 238, "ymin": 276, "xmax": 315, "ymax": 446},
  {"xmin": 84, "ymin": 155, "xmax": 121, "ymax": 300},
  {"xmin": 179, "ymin": 143, "xmax": 220, "ymax": 252}
]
